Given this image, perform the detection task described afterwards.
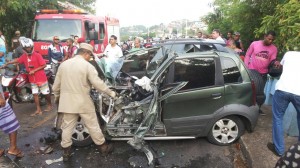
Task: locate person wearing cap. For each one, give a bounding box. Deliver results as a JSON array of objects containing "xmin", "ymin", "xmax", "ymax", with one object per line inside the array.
[
  {"xmin": 77, "ymin": 37, "xmax": 85, "ymax": 44},
  {"xmin": 52, "ymin": 43, "xmax": 116, "ymax": 161},
  {"xmin": 11, "ymin": 30, "xmax": 21, "ymax": 51},
  {"xmin": 233, "ymin": 32, "xmax": 244, "ymax": 51}
]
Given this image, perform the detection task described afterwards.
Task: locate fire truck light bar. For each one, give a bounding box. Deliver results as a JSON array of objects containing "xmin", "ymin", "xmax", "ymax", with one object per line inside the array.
[{"xmin": 37, "ymin": 9, "xmax": 87, "ymax": 14}]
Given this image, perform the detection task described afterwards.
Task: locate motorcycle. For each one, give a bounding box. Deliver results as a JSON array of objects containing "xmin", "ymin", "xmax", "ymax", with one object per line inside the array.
[
  {"xmin": 1, "ymin": 67, "xmax": 53, "ymax": 108},
  {"xmin": 46, "ymin": 60, "xmax": 61, "ymax": 87}
]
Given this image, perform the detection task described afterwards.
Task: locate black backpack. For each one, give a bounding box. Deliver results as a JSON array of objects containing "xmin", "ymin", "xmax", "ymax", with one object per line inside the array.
[{"xmin": 268, "ymin": 60, "xmax": 282, "ymax": 78}]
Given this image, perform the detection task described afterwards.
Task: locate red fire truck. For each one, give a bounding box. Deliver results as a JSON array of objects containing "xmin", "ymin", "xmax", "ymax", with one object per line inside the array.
[{"xmin": 31, "ymin": 9, "xmax": 120, "ymax": 61}]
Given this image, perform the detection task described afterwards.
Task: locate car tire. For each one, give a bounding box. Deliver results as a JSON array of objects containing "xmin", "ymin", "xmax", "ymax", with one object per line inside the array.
[
  {"xmin": 71, "ymin": 118, "xmax": 94, "ymax": 147},
  {"xmin": 207, "ymin": 116, "xmax": 245, "ymax": 146},
  {"xmin": 248, "ymin": 69, "xmax": 265, "ymax": 106},
  {"xmin": 52, "ymin": 113, "xmax": 92, "ymax": 147}
]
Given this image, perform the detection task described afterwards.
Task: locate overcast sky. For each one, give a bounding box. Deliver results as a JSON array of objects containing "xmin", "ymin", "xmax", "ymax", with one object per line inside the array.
[{"xmin": 96, "ymin": 0, "xmax": 214, "ymax": 27}]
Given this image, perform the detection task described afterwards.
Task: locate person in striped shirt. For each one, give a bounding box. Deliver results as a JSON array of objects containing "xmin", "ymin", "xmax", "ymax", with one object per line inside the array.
[{"xmin": 0, "ymin": 84, "xmax": 24, "ymax": 158}]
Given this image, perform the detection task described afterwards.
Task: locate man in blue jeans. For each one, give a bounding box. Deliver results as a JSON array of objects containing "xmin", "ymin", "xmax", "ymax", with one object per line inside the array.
[{"xmin": 267, "ymin": 51, "xmax": 300, "ymax": 156}]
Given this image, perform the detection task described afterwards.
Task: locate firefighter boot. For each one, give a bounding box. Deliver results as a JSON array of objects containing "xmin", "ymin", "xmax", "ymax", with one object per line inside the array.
[
  {"xmin": 97, "ymin": 142, "xmax": 113, "ymax": 156},
  {"xmin": 62, "ymin": 146, "xmax": 72, "ymax": 162}
]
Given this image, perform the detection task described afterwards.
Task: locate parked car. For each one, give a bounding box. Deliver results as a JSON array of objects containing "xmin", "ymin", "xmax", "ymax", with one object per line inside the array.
[{"xmin": 55, "ymin": 38, "xmax": 261, "ymax": 165}]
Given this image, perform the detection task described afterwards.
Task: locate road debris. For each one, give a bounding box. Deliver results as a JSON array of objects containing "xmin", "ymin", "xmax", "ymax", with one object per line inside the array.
[
  {"xmin": 45, "ymin": 157, "xmax": 63, "ymax": 165},
  {"xmin": 40, "ymin": 145, "xmax": 54, "ymax": 154}
]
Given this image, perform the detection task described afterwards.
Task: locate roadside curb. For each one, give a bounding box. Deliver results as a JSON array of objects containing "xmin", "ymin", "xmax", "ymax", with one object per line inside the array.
[
  {"xmin": 238, "ymin": 104, "xmax": 299, "ymax": 168},
  {"xmin": 239, "ymin": 137, "xmax": 252, "ymax": 168}
]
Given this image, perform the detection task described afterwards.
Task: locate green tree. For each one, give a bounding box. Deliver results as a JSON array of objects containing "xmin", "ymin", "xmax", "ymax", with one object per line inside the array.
[
  {"xmin": 120, "ymin": 35, "xmax": 130, "ymax": 42},
  {"xmin": 202, "ymin": 0, "xmax": 281, "ymax": 49},
  {"xmin": 256, "ymin": 0, "xmax": 300, "ymax": 57}
]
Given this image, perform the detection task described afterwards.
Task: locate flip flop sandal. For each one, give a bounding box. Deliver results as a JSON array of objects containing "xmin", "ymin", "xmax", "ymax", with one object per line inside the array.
[{"xmin": 7, "ymin": 150, "xmax": 24, "ymax": 158}]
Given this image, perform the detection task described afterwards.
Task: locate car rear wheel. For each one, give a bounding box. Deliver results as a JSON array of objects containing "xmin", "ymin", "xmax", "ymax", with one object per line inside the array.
[{"xmin": 207, "ymin": 116, "xmax": 245, "ymax": 146}]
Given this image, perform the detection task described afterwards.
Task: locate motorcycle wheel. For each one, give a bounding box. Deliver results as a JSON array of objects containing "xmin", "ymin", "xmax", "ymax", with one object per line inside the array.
[{"xmin": 39, "ymin": 96, "xmax": 47, "ymax": 106}]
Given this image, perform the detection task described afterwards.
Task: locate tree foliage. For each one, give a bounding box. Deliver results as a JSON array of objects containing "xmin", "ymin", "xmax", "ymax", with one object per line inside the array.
[
  {"xmin": 201, "ymin": 0, "xmax": 281, "ymax": 49},
  {"xmin": 256, "ymin": 0, "xmax": 300, "ymax": 56},
  {"xmin": 0, "ymin": 0, "xmax": 96, "ymax": 51}
]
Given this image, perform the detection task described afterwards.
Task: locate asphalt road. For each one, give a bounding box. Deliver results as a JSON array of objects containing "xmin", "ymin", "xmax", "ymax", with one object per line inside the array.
[{"xmin": 0, "ymin": 100, "xmax": 248, "ymax": 168}]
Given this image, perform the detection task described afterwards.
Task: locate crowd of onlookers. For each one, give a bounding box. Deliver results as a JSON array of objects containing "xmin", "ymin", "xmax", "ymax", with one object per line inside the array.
[
  {"xmin": 120, "ymin": 37, "xmax": 152, "ymax": 55},
  {"xmin": 119, "ymin": 30, "xmax": 245, "ymax": 56},
  {"xmin": 198, "ymin": 30, "xmax": 245, "ymax": 56}
]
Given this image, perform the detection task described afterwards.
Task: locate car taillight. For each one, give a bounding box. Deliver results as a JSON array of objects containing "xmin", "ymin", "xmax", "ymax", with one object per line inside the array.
[{"xmin": 251, "ymin": 80, "xmax": 256, "ymax": 105}]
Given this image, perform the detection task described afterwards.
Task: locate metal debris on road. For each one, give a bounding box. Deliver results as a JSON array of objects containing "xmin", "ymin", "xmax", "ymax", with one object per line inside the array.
[
  {"xmin": 45, "ymin": 157, "xmax": 63, "ymax": 165},
  {"xmin": 40, "ymin": 145, "xmax": 54, "ymax": 154}
]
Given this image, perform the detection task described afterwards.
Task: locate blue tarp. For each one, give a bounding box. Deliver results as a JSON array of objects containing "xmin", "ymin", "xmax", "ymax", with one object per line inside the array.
[{"xmin": 264, "ymin": 76, "xmax": 298, "ymax": 136}]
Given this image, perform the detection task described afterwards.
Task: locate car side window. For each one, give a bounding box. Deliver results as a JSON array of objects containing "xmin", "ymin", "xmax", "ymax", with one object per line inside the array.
[
  {"xmin": 221, "ymin": 57, "xmax": 242, "ymax": 84},
  {"xmin": 173, "ymin": 57, "xmax": 215, "ymax": 90}
]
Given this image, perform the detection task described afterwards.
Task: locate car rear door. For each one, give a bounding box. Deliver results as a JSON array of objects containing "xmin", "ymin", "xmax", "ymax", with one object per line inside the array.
[{"xmin": 162, "ymin": 55, "xmax": 225, "ymax": 136}]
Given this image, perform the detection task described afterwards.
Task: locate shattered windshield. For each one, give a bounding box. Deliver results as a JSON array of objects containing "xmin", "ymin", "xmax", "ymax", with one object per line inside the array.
[{"xmin": 32, "ymin": 19, "xmax": 82, "ymax": 42}]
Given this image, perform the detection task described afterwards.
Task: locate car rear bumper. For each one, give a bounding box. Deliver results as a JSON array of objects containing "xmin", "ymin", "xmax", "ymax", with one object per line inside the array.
[{"xmin": 248, "ymin": 104, "xmax": 259, "ymax": 131}]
